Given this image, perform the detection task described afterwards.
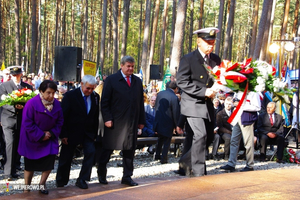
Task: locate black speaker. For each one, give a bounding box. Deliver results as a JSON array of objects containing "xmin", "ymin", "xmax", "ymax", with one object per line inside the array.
[
  {"xmin": 54, "ymin": 46, "xmax": 82, "ymax": 82},
  {"xmin": 150, "ymin": 64, "xmax": 160, "ymax": 79}
]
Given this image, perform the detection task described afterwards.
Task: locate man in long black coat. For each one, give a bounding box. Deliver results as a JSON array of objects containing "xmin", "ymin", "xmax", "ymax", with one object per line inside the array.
[
  {"xmin": 153, "ymin": 81, "xmax": 180, "ymax": 163},
  {"xmin": 98, "ymin": 55, "xmax": 145, "ymax": 187},
  {"xmin": 0, "ymin": 66, "xmax": 33, "ymax": 180},
  {"xmin": 177, "ymin": 27, "xmax": 221, "ymax": 177},
  {"xmin": 56, "ymin": 75, "xmax": 99, "ymax": 189}
]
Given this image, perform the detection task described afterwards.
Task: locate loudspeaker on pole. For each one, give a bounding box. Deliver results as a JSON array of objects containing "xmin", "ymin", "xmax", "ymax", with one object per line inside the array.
[
  {"xmin": 150, "ymin": 64, "xmax": 161, "ymax": 80},
  {"xmin": 54, "ymin": 46, "xmax": 82, "ymax": 82}
]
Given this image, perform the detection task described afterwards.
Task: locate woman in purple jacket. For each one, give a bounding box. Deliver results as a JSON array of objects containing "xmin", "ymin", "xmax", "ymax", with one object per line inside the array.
[{"xmin": 18, "ymin": 80, "xmax": 63, "ymax": 194}]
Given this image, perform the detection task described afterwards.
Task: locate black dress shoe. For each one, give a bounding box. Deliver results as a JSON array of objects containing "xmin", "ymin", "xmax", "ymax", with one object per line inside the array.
[
  {"xmin": 121, "ymin": 177, "xmax": 138, "ymax": 186},
  {"xmin": 240, "ymin": 167, "xmax": 254, "ymax": 172},
  {"xmin": 75, "ymin": 178, "xmax": 88, "ymax": 189},
  {"xmin": 56, "ymin": 182, "xmax": 65, "ymax": 187},
  {"xmin": 98, "ymin": 176, "xmax": 108, "ymax": 184},
  {"xmin": 276, "ymin": 159, "xmax": 285, "ymax": 164},
  {"xmin": 173, "ymin": 169, "xmax": 185, "ymax": 176},
  {"xmin": 11, "ymin": 173, "xmax": 20, "ymax": 178},
  {"xmin": 40, "ymin": 189, "xmax": 49, "ymax": 195},
  {"xmin": 160, "ymin": 160, "xmax": 168, "ymax": 164},
  {"xmin": 6, "ymin": 173, "xmax": 19, "ymax": 181},
  {"xmin": 220, "ymin": 164, "xmax": 235, "ymax": 172}
]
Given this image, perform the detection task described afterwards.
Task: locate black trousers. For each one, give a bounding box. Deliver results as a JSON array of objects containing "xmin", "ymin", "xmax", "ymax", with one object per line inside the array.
[
  {"xmin": 155, "ymin": 134, "xmax": 172, "ymax": 162},
  {"xmin": 97, "ymin": 148, "xmax": 135, "ymax": 179},
  {"xmin": 56, "ymin": 137, "xmax": 95, "ymax": 185},
  {"xmin": 260, "ymin": 134, "xmax": 285, "ymax": 160}
]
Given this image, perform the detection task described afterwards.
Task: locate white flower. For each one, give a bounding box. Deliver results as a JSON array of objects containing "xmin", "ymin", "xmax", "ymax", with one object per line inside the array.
[
  {"xmin": 24, "ymin": 90, "xmax": 32, "ymax": 95},
  {"xmin": 34, "ymin": 90, "xmax": 40, "ymax": 95},
  {"xmin": 255, "ymin": 84, "xmax": 265, "ymax": 92},
  {"xmin": 1, "ymin": 94, "xmax": 7, "ymax": 100},
  {"xmin": 257, "ymin": 77, "xmax": 265, "ymax": 84},
  {"xmin": 279, "ymin": 81, "xmax": 286, "ymax": 89}
]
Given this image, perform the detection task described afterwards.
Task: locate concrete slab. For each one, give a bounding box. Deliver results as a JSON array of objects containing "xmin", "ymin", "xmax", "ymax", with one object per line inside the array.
[{"xmin": 1, "ymin": 169, "xmax": 299, "ymax": 200}]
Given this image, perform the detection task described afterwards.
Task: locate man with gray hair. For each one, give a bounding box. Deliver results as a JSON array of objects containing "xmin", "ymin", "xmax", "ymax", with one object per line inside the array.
[
  {"xmin": 56, "ymin": 75, "xmax": 99, "ymax": 189},
  {"xmin": 257, "ymin": 102, "xmax": 285, "ymax": 163}
]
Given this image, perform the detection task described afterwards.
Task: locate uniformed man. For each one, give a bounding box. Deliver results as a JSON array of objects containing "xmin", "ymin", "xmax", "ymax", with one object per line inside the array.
[{"xmin": 176, "ymin": 27, "xmax": 221, "ymax": 177}]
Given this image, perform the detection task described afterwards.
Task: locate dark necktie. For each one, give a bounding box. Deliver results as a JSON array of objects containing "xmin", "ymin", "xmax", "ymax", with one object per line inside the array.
[
  {"xmin": 83, "ymin": 96, "xmax": 88, "ymax": 114},
  {"xmin": 126, "ymin": 76, "xmax": 131, "ymax": 87},
  {"xmin": 17, "ymin": 84, "xmax": 21, "ymax": 90},
  {"xmin": 270, "ymin": 114, "xmax": 273, "ymax": 126},
  {"xmin": 204, "ymin": 54, "xmax": 209, "ymax": 65}
]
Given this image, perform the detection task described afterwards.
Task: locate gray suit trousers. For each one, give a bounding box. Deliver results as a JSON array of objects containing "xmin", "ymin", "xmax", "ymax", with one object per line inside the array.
[
  {"xmin": 228, "ymin": 118, "xmax": 254, "ymax": 168},
  {"xmin": 187, "ymin": 117, "xmax": 207, "ymax": 176}
]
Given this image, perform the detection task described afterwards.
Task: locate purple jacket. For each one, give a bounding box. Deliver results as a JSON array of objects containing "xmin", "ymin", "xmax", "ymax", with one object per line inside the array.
[{"xmin": 18, "ymin": 95, "xmax": 64, "ymax": 159}]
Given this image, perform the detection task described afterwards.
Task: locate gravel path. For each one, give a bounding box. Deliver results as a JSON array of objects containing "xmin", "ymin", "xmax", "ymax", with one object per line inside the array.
[{"xmin": 1, "ymin": 143, "xmax": 300, "ymax": 196}]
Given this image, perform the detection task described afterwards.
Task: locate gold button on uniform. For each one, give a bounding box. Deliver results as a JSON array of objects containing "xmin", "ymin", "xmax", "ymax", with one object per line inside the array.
[
  {"xmin": 200, "ymin": 75, "xmax": 203, "ymax": 79},
  {"xmin": 206, "ymin": 83, "xmax": 208, "ymax": 86}
]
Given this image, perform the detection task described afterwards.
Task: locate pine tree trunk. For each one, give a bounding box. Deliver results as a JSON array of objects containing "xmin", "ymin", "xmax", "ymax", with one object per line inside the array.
[
  {"xmin": 169, "ymin": 0, "xmax": 176, "ymax": 61},
  {"xmin": 159, "ymin": 0, "xmax": 168, "ymax": 76},
  {"xmin": 188, "ymin": 0, "xmax": 194, "ymax": 53},
  {"xmin": 82, "ymin": 0, "xmax": 88, "ymax": 59},
  {"xmin": 248, "ymin": 0, "xmax": 259, "ymax": 58},
  {"xmin": 112, "ymin": 0, "xmax": 119, "ymax": 73},
  {"xmin": 223, "ymin": 0, "xmax": 235, "ymax": 60},
  {"xmin": 170, "ymin": 0, "xmax": 187, "ymax": 76},
  {"xmin": 280, "ymin": 0, "xmax": 290, "ymax": 40},
  {"xmin": 14, "ymin": 0, "xmax": 21, "ymax": 65},
  {"xmin": 215, "ymin": 0, "xmax": 225, "ymax": 56},
  {"xmin": 253, "ymin": 0, "xmax": 273, "ymax": 60},
  {"xmin": 31, "ymin": 0, "xmax": 37, "ymax": 73},
  {"xmin": 148, "ymin": 0, "xmax": 160, "ymax": 68},
  {"xmin": 141, "ymin": 0, "xmax": 151, "ymax": 83},
  {"xmin": 199, "ymin": 0, "xmax": 204, "ymax": 29},
  {"xmin": 121, "ymin": 0, "xmax": 130, "ymax": 58}
]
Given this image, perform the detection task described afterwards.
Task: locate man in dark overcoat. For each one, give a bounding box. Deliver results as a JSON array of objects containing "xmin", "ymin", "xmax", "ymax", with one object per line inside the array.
[
  {"xmin": 98, "ymin": 55, "xmax": 145, "ymax": 186},
  {"xmin": 176, "ymin": 27, "xmax": 221, "ymax": 177},
  {"xmin": 153, "ymin": 81, "xmax": 180, "ymax": 164},
  {"xmin": 56, "ymin": 75, "xmax": 99, "ymax": 189},
  {"xmin": 0, "ymin": 66, "xmax": 33, "ymax": 180}
]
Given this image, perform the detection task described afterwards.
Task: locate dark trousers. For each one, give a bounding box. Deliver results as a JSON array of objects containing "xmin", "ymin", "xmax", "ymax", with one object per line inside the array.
[
  {"xmin": 155, "ymin": 134, "xmax": 172, "ymax": 162},
  {"xmin": 56, "ymin": 137, "xmax": 95, "ymax": 185},
  {"xmin": 260, "ymin": 134, "xmax": 285, "ymax": 160},
  {"xmin": 221, "ymin": 133, "xmax": 231, "ymax": 156},
  {"xmin": 97, "ymin": 148, "xmax": 135, "ymax": 179},
  {"xmin": 0, "ymin": 125, "xmax": 6, "ymax": 166},
  {"xmin": 178, "ymin": 122, "xmax": 193, "ymax": 174},
  {"xmin": 3, "ymin": 125, "xmax": 20, "ymax": 176},
  {"xmin": 187, "ymin": 117, "xmax": 213, "ymax": 176}
]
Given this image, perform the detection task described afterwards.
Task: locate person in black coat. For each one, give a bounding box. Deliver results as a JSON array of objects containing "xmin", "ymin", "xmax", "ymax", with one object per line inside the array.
[
  {"xmin": 98, "ymin": 56, "xmax": 145, "ymax": 187},
  {"xmin": 216, "ymin": 97, "xmax": 234, "ymax": 160},
  {"xmin": 257, "ymin": 102, "xmax": 285, "ymax": 163},
  {"xmin": 0, "ymin": 66, "xmax": 33, "ymax": 180},
  {"xmin": 176, "ymin": 27, "xmax": 221, "ymax": 177},
  {"xmin": 56, "ymin": 75, "xmax": 99, "ymax": 189},
  {"xmin": 153, "ymin": 81, "xmax": 180, "ymax": 164}
]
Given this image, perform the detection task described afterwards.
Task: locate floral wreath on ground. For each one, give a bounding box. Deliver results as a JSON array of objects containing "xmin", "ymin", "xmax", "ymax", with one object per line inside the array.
[{"xmin": 0, "ymin": 88, "xmax": 38, "ymax": 107}]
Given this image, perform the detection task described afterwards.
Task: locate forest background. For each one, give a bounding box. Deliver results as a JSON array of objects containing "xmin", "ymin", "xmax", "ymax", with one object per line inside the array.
[{"xmin": 0, "ymin": 0, "xmax": 299, "ymax": 84}]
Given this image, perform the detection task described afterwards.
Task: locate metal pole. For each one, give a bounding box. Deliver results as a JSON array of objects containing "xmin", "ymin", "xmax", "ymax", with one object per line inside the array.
[{"xmin": 297, "ymin": 49, "xmax": 300, "ymax": 148}]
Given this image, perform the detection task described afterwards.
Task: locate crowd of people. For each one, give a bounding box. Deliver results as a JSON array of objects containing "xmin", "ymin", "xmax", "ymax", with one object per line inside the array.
[{"xmin": 0, "ymin": 27, "xmax": 297, "ymax": 196}]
